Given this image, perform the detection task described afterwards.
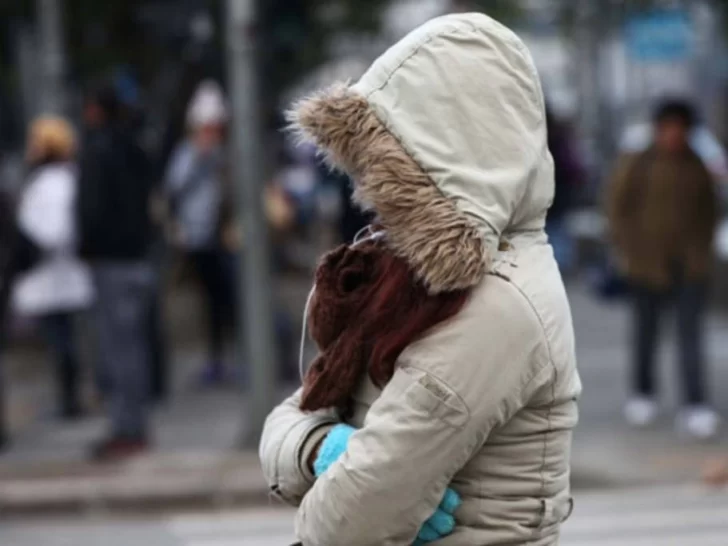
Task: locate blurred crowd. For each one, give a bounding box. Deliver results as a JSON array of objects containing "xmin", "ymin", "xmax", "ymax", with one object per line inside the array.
[
  {"xmin": 1, "ymin": 68, "xmax": 727, "ymax": 465},
  {"xmin": 0, "ymin": 75, "xmax": 376, "ymax": 460}
]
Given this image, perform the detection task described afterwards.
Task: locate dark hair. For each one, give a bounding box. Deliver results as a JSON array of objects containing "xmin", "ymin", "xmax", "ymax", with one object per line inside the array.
[
  {"xmin": 654, "ymin": 99, "xmax": 697, "ymax": 129},
  {"xmin": 84, "ymin": 82, "xmax": 121, "ymax": 122}
]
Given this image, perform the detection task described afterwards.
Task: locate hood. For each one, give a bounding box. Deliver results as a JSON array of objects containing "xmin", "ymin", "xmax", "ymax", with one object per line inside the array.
[{"xmin": 290, "ymin": 13, "xmax": 553, "ymax": 293}]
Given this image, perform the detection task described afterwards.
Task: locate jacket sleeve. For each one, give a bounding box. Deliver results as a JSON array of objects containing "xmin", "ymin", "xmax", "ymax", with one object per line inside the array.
[
  {"xmin": 694, "ymin": 160, "xmax": 719, "ymax": 246},
  {"xmin": 77, "ymin": 141, "xmax": 108, "ymax": 247},
  {"xmin": 605, "ymin": 153, "xmax": 638, "ymax": 253},
  {"xmin": 259, "ymin": 388, "xmax": 340, "ymax": 505},
  {"xmin": 294, "ymin": 279, "xmax": 552, "ymax": 546},
  {"xmin": 164, "ymin": 145, "xmax": 191, "ymax": 196}
]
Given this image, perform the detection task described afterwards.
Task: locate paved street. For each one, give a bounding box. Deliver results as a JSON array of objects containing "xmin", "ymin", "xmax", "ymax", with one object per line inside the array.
[
  {"xmin": 561, "ymin": 485, "xmax": 728, "ymax": 545},
  {"xmin": 0, "ymin": 508, "xmax": 297, "ymax": 546},
  {"xmin": 3, "ymin": 485, "xmax": 728, "ymax": 545}
]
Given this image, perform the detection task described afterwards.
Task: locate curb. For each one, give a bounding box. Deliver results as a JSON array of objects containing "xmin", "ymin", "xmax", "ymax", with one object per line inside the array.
[
  {"xmin": 0, "ymin": 458, "xmax": 699, "ymax": 518},
  {"xmin": 0, "ymin": 485, "xmax": 272, "ymax": 518},
  {"xmin": 0, "ymin": 476, "xmax": 274, "ymax": 518},
  {"xmin": 0, "ymin": 453, "xmax": 276, "ymax": 518}
]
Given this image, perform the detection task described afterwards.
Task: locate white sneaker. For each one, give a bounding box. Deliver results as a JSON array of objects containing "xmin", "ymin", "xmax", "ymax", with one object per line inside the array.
[
  {"xmin": 624, "ymin": 397, "xmax": 659, "ymax": 427},
  {"xmin": 676, "ymin": 406, "xmax": 721, "ymax": 441}
]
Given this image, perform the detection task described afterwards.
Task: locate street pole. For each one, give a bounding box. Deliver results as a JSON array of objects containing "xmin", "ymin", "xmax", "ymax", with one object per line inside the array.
[
  {"xmin": 225, "ymin": 0, "xmax": 277, "ymax": 446},
  {"xmin": 36, "ymin": 0, "xmax": 66, "ymax": 115},
  {"xmin": 576, "ymin": 0, "xmax": 605, "ymax": 198}
]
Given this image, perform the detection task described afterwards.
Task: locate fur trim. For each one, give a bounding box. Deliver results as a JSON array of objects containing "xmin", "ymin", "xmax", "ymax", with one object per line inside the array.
[{"xmin": 289, "ymin": 84, "xmax": 488, "ymax": 293}]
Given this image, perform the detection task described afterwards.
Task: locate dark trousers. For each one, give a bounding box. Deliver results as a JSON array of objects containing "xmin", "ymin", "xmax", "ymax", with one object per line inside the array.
[
  {"xmin": 42, "ymin": 312, "xmax": 81, "ymax": 416},
  {"xmin": 147, "ymin": 289, "xmax": 168, "ymax": 401},
  {"xmin": 147, "ymin": 241, "xmax": 169, "ymax": 402},
  {"xmin": 190, "ymin": 249, "xmax": 297, "ymax": 381},
  {"xmin": 191, "ymin": 250, "xmax": 238, "ymax": 364},
  {"xmin": 632, "ymin": 280, "xmax": 708, "ymax": 405},
  {"xmin": 94, "ymin": 262, "xmax": 153, "ymax": 438}
]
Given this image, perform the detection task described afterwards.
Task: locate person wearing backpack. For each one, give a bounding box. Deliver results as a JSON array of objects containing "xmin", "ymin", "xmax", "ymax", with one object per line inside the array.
[
  {"xmin": 607, "ymin": 100, "xmax": 720, "ymax": 439},
  {"xmin": 77, "ymin": 84, "xmax": 154, "ymax": 460}
]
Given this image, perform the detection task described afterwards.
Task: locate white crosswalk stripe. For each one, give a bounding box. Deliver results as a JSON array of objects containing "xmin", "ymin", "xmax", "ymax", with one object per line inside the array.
[
  {"xmin": 166, "ymin": 486, "xmax": 728, "ymax": 545},
  {"xmin": 167, "ymin": 508, "xmax": 296, "ymax": 546}
]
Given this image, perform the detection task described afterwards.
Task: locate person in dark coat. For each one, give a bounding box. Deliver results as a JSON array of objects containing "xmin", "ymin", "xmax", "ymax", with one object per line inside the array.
[
  {"xmin": 77, "ymin": 84, "xmax": 154, "ymax": 460},
  {"xmin": 113, "ymin": 70, "xmax": 170, "ymax": 403}
]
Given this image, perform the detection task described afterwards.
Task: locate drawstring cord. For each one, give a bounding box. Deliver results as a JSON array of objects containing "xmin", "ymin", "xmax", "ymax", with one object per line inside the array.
[{"xmin": 297, "ymin": 227, "xmax": 386, "ymax": 382}]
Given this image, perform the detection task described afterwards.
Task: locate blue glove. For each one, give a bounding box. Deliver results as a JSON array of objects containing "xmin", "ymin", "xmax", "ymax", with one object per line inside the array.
[
  {"xmin": 313, "ymin": 424, "xmax": 356, "ymax": 477},
  {"xmin": 413, "ymin": 488, "xmax": 461, "ymax": 545},
  {"xmin": 313, "ymin": 425, "xmax": 461, "ymax": 544}
]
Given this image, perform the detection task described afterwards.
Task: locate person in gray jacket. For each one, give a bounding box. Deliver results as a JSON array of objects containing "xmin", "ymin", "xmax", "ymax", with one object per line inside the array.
[
  {"xmin": 260, "ymin": 13, "xmax": 581, "ymax": 546},
  {"xmin": 165, "ymin": 81, "xmax": 237, "ymax": 385}
]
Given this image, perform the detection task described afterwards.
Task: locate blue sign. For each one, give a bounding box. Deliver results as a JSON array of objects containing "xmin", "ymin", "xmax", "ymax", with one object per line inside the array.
[{"xmin": 626, "ymin": 10, "xmax": 692, "ymax": 62}]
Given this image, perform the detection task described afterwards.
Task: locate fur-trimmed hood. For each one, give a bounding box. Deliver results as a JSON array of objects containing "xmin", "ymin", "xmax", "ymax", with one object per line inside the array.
[{"xmin": 290, "ymin": 13, "xmax": 554, "ymax": 293}]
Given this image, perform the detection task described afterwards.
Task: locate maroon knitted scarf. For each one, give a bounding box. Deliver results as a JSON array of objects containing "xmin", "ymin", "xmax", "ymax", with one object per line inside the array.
[{"xmin": 300, "ymin": 240, "xmax": 469, "ymax": 412}]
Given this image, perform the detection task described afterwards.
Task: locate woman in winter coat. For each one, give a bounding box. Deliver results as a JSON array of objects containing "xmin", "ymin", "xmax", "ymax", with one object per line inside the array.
[
  {"xmin": 260, "ymin": 13, "xmax": 581, "ymax": 546},
  {"xmin": 12, "ymin": 117, "xmax": 94, "ymax": 418}
]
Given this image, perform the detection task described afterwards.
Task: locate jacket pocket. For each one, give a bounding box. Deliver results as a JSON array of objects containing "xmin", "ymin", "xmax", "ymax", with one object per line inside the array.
[
  {"xmin": 534, "ymin": 496, "xmax": 574, "ymax": 529},
  {"xmin": 391, "ymin": 367, "xmax": 470, "ymax": 430}
]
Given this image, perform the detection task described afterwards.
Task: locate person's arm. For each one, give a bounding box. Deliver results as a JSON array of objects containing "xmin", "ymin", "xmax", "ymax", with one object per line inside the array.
[
  {"xmin": 259, "ymin": 388, "xmax": 340, "ymax": 505},
  {"xmin": 161, "ymin": 144, "xmax": 197, "ymax": 243},
  {"xmin": 605, "ymin": 153, "xmax": 638, "ymax": 254},
  {"xmin": 294, "ymin": 278, "xmax": 552, "ymax": 546},
  {"xmin": 163, "ymin": 144, "xmax": 198, "ymax": 199},
  {"xmin": 693, "ymin": 160, "xmax": 720, "ymax": 254}
]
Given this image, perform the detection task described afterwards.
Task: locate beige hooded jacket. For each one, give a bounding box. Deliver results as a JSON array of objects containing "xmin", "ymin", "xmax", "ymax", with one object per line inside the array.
[{"xmin": 260, "ymin": 13, "xmax": 581, "ymax": 546}]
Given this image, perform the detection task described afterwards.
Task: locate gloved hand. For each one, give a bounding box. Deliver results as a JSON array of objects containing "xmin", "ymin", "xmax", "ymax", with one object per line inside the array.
[
  {"xmin": 313, "ymin": 423, "xmax": 356, "ymax": 477},
  {"xmin": 413, "ymin": 488, "xmax": 461, "ymax": 545},
  {"xmin": 313, "ymin": 424, "xmax": 461, "ymax": 544}
]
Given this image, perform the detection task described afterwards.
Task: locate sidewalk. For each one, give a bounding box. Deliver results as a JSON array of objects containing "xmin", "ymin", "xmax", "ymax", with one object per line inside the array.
[
  {"xmin": 0, "ymin": 343, "xmax": 282, "ymax": 514},
  {"xmin": 0, "ymin": 275, "xmax": 311, "ymax": 516},
  {"xmin": 0, "ymin": 281, "xmax": 727, "ymax": 515},
  {"xmin": 567, "ymin": 282, "xmax": 728, "ymax": 487}
]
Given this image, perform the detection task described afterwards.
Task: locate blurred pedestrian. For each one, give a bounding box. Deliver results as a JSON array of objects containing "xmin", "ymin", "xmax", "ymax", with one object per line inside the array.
[
  {"xmin": 546, "ymin": 107, "xmax": 582, "ymax": 274},
  {"xmin": 608, "ymin": 99, "xmax": 720, "ymax": 439},
  {"xmin": 164, "ymin": 81, "xmax": 237, "ymax": 385},
  {"xmin": 11, "ymin": 118, "xmax": 93, "ymax": 419},
  {"xmin": 113, "ymin": 69, "xmax": 170, "ymax": 403},
  {"xmin": 77, "ymin": 84, "xmax": 154, "ymax": 459}
]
